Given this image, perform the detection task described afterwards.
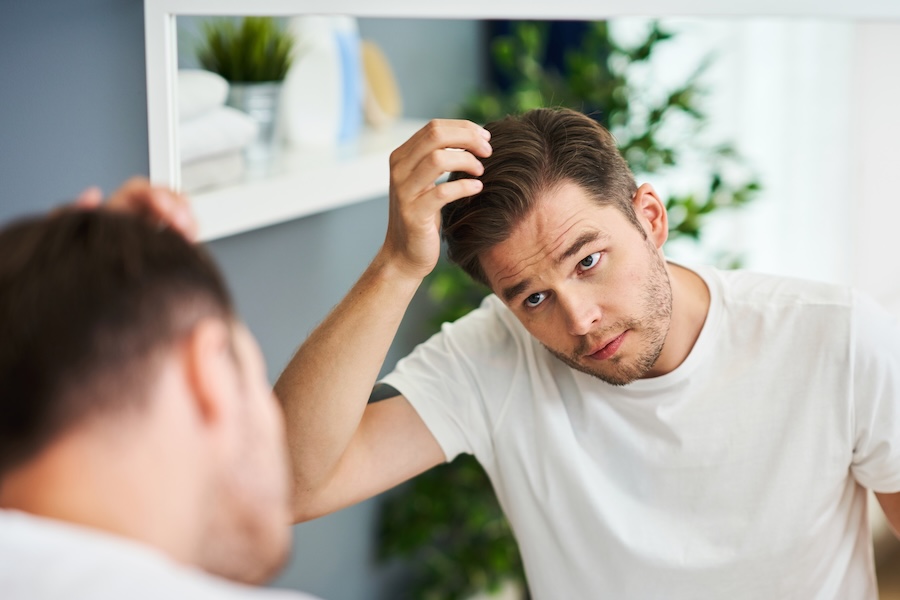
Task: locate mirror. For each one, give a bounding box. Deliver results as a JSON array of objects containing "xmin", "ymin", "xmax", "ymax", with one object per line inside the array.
[
  {"xmin": 145, "ymin": 3, "xmax": 900, "ymax": 598},
  {"xmin": 157, "ymin": 10, "xmax": 900, "ymax": 316}
]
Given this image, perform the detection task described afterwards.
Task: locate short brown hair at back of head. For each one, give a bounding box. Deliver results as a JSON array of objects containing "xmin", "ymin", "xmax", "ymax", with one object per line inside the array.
[
  {"xmin": 0, "ymin": 210, "xmax": 234, "ymax": 478},
  {"xmin": 441, "ymin": 107, "xmax": 642, "ymax": 287}
]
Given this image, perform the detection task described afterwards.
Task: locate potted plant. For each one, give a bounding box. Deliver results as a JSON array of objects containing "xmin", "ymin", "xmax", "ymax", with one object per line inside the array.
[
  {"xmin": 377, "ymin": 20, "xmax": 761, "ymax": 600},
  {"xmin": 195, "ymin": 16, "xmax": 296, "ymax": 163}
]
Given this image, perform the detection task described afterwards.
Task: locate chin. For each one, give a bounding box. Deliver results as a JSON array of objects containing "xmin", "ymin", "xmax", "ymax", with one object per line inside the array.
[
  {"xmin": 243, "ymin": 546, "xmax": 291, "ymax": 585},
  {"xmin": 547, "ymin": 344, "xmax": 659, "ymax": 386},
  {"xmin": 222, "ymin": 528, "xmax": 292, "ymax": 585},
  {"xmin": 199, "ymin": 502, "xmax": 294, "ymax": 585},
  {"xmin": 581, "ymin": 363, "xmax": 645, "ymax": 387},
  {"xmin": 249, "ymin": 520, "xmax": 294, "ymax": 584}
]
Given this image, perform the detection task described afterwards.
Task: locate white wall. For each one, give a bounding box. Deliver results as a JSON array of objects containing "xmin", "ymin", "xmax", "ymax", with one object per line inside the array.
[
  {"xmin": 612, "ymin": 18, "xmax": 858, "ymax": 284},
  {"xmin": 850, "ymin": 22, "xmax": 900, "ymax": 316},
  {"xmin": 614, "ymin": 17, "xmax": 900, "ymax": 322}
]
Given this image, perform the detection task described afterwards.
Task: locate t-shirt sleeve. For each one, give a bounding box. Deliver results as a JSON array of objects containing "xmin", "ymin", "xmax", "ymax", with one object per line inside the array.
[
  {"xmin": 380, "ymin": 297, "xmax": 520, "ymax": 464},
  {"xmin": 850, "ymin": 290, "xmax": 900, "ymax": 493}
]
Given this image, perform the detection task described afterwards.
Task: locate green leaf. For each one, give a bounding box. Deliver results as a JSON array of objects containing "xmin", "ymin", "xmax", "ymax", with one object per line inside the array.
[{"xmin": 195, "ymin": 17, "xmax": 295, "ymax": 83}]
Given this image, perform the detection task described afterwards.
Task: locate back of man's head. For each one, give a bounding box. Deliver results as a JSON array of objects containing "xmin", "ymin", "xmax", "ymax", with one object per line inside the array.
[
  {"xmin": 0, "ymin": 210, "xmax": 233, "ymax": 478},
  {"xmin": 442, "ymin": 107, "xmax": 642, "ymax": 286}
]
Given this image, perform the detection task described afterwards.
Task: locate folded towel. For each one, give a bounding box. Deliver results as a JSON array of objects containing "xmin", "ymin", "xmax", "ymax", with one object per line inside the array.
[
  {"xmin": 181, "ymin": 150, "xmax": 245, "ymax": 193},
  {"xmin": 179, "ymin": 106, "xmax": 259, "ymax": 164},
  {"xmin": 178, "ymin": 69, "xmax": 229, "ymax": 121}
]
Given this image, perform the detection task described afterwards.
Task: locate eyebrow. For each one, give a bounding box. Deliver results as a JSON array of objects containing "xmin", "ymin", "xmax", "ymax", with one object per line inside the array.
[
  {"xmin": 557, "ymin": 231, "xmax": 604, "ymax": 264},
  {"xmin": 500, "ymin": 230, "xmax": 607, "ymax": 303},
  {"xmin": 501, "ymin": 278, "xmax": 532, "ymax": 303}
]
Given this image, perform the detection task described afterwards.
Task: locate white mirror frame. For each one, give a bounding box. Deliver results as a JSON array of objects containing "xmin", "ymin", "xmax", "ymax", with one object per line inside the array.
[{"xmin": 144, "ymin": 0, "xmax": 900, "ymax": 228}]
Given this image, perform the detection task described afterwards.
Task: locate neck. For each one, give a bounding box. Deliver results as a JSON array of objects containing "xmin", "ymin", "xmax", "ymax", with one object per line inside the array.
[
  {"xmin": 0, "ymin": 419, "xmax": 205, "ymax": 566},
  {"xmin": 647, "ymin": 260, "xmax": 711, "ymax": 377}
]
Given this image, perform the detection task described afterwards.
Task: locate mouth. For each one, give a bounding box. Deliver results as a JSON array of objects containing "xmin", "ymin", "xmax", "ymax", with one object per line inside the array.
[{"xmin": 585, "ymin": 331, "xmax": 627, "ymax": 361}]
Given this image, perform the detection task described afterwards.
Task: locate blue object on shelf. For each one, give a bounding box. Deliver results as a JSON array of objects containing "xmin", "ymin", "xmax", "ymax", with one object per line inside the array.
[{"xmin": 335, "ymin": 18, "xmax": 363, "ymax": 142}]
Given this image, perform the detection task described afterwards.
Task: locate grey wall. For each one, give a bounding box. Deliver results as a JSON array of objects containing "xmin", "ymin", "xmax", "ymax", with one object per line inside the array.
[
  {"xmin": 0, "ymin": 0, "xmax": 149, "ymax": 219},
  {"xmin": 358, "ymin": 19, "xmax": 485, "ymax": 119},
  {"xmin": 1, "ymin": 5, "xmax": 482, "ymax": 600}
]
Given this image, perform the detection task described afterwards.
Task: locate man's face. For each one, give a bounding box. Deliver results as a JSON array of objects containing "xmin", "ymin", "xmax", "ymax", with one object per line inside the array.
[
  {"xmin": 481, "ymin": 181, "xmax": 673, "ymax": 386},
  {"xmin": 202, "ymin": 323, "xmax": 292, "ymax": 584}
]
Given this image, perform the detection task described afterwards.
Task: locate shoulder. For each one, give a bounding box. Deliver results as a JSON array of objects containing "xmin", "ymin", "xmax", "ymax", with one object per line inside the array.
[
  {"xmin": 0, "ymin": 511, "xmax": 317, "ymax": 600},
  {"xmin": 711, "ymin": 267, "xmax": 854, "ymax": 311},
  {"xmin": 848, "ymin": 288, "xmax": 900, "ymax": 361},
  {"xmin": 709, "ymin": 268, "xmax": 900, "ymax": 357},
  {"xmin": 435, "ymin": 294, "xmax": 535, "ymax": 353}
]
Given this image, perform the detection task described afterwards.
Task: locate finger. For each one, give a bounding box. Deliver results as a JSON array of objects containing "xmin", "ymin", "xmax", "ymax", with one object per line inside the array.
[
  {"xmin": 391, "ymin": 120, "xmax": 491, "ymax": 179},
  {"xmin": 74, "ymin": 186, "xmax": 103, "ymax": 208},
  {"xmin": 413, "ymin": 118, "xmax": 491, "ymax": 144},
  {"xmin": 401, "ymin": 148, "xmax": 486, "ymax": 197},
  {"xmin": 419, "ymin": 178, "xmax": 484, "ymax": 210},
  {"xmin": 166, "ymin": 190, "xmax": 198, "ymax": 240},
  {"xmin": 136, "ymin": 188, "xmax": 198, "ymax": 241},
  {"xmin": 105, "ymin": 178, "xmax": 197, "ymax": 241},
  {"xmin": 105, "ymin": 177, "xmax": 153, "ymax": 209},
  {"xmin": 50, "ymin": 186, "xmax": 102, "ymax": 216},
  {"xmin": 403, "ymin": 120, "xmax": 492, "ymax": 161}
]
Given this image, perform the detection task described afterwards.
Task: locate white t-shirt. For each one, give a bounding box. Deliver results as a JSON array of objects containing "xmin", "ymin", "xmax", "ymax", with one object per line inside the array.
[
  {"xmin": 382, "ymin": 265, "xmax": 900, "ymax": 600},
  {"xmin": 0, "ymin": 510, "xmax": 319, "ymax": 600}
]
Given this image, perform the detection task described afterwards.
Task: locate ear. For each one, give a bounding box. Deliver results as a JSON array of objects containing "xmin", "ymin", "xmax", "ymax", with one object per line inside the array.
[
  {"xmin": 182, "ymin": 318, "xmax": 237, "ymax": 427},
  {"xmin": 632, "ymin": 183, "xmax": 668, "ymax": 250}
]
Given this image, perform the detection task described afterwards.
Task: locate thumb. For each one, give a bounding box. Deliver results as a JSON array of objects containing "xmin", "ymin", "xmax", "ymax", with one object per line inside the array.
[{"xmin": 73, "ymin": 186, "xmax": 103, "ymax": 208}]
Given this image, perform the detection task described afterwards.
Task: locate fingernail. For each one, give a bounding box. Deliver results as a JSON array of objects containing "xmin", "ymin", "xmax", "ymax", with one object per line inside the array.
[{"xmin": 480, "ymin": 128, "xmax": 491, "ymax": 141}]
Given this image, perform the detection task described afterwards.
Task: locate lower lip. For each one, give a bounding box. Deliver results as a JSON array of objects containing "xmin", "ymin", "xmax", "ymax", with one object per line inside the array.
[{"xmin": 589, "ymin": 332, "xmax": 626, "ymax": 361}]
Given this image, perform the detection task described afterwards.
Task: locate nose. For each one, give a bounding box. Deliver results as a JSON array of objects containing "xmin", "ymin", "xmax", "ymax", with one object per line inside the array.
[{"xmin": 558, "ymin": 290, "xmax": 601, "ymax": 337}]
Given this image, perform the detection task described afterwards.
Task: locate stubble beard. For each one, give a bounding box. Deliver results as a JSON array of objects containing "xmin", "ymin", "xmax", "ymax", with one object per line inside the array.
[{"xmin": 545, "ymin": 247, "xmax": 673, "ymax": 386}]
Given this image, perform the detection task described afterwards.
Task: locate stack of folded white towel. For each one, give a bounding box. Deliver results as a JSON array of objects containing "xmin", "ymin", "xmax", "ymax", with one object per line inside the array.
[{"xmin": 178, "ymin": 69, "xmax": 259, "ymax": 193}]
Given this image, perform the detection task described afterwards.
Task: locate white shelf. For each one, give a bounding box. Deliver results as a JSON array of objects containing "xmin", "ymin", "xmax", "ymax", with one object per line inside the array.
[
  {"xmin": 191, "ymin": 119, "xmax": 425, "ymax": 241},
  {"xmin": 147, "ymin": 3, "xmax": 900, "ymax": 243}
]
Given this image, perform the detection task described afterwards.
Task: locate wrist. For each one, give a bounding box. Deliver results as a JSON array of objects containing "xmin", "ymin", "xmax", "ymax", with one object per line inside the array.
[
  {"xmin": 369, "ymin": 248, "xmax": 429, "ymax": 291},
  {"xmin": 372, "ymin": 243, "xmax": 434, "ymax": 284}
]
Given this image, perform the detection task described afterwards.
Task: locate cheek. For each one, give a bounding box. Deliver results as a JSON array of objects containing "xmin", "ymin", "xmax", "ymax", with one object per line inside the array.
[
  {"xmin": 263, "ymin": 397, "xmax": 292, "ymax": 488},
  {"xmin": 609, "ymin": 254, "xmax": 650, "ymax": 301},
  {"xmin": 521, "ymin": 311, "xmax": 568, "ymax": 348}
]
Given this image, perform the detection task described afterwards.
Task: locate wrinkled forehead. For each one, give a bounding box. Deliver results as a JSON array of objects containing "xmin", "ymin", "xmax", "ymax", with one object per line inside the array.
[{"xmin": 479, "ymin": 189, "xmax": 625, "ymax": 293}]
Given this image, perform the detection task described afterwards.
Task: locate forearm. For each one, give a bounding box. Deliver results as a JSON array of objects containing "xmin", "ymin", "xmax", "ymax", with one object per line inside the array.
[
  {"xmin": 276, "ymin": 119, "xmax": 489, "ymax": 514},
  {"xmin": 274, "ymin": 250, "xmax": 422, "ymax": 494}
]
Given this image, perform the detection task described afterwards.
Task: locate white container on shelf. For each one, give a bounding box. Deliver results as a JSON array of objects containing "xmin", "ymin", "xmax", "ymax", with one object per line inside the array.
[
  {"xmin": 280, "ymin": 16, "xmax": 342, "ymax": 146},
  {"xmin": 280, "ymin": 15, "xmax": 363, "ymax": 147}
]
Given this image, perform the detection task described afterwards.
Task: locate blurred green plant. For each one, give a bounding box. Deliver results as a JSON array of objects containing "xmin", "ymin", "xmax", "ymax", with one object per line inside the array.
[
  {"xmin": 379, "ymin": 453, "xmax": 520, "ymax": 600},
  {"xmin": 463, "ymin": 21, "xmax": 760, "ymax": 243},
  {"xmin": 196, "ymin": 17, "xmax": 295, "ymax": 82},
  {"xmin": 378, "ymin": 20, "xmax": 760, "ymax": 600}
]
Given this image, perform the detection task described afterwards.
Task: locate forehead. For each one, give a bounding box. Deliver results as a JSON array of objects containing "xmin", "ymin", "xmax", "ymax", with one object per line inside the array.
[{"xmin": 480, "ymin": 182, "xmax": 630, "ymax": 292}]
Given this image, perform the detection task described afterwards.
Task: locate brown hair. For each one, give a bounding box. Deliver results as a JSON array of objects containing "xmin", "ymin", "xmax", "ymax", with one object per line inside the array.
[
  {"xmin": 0, "ymin": 210, "xmax": 234, "ymax": 477},
  {"xmin": 442, "ymin": 107, "xmax": 641, "ymax": 287}
]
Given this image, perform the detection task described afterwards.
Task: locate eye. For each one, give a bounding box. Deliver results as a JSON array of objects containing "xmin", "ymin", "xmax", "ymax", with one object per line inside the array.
[
  {"xmin": 579, "ymin": 251, "xmax": 602, "ymax": 271},
  {"xmin": 524, "ymin": 292, "xmax": 547, "ymax": 308}
]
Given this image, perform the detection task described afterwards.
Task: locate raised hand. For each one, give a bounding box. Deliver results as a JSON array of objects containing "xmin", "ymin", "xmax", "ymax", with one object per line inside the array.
[
  {"xmin": 382, "ymin": 119, "xmax": 491, "ymax": 280},
  {"xmin": 72, "ymin": 177, "xmax": 198, "ymax": 240}
]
